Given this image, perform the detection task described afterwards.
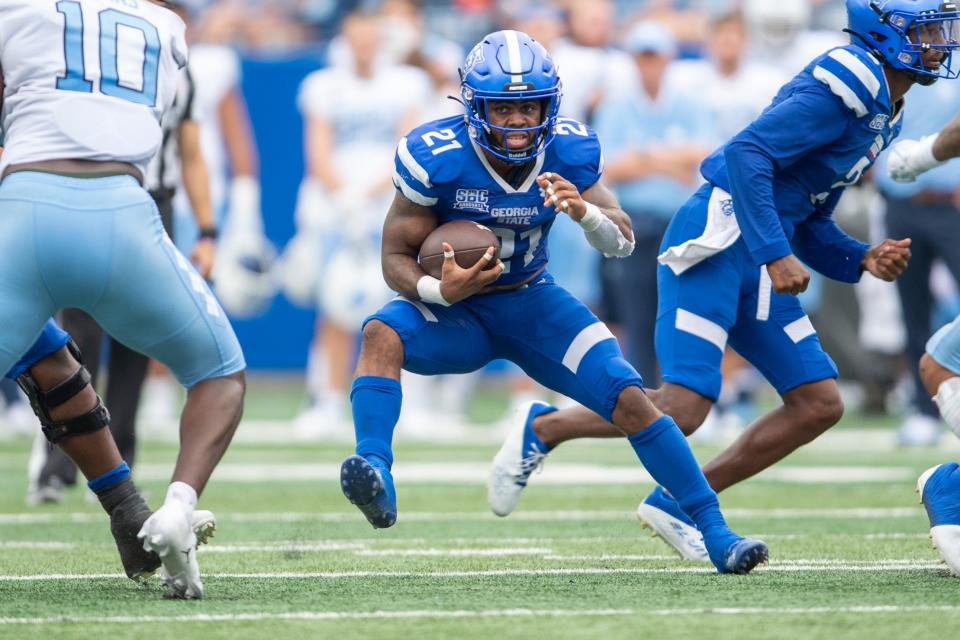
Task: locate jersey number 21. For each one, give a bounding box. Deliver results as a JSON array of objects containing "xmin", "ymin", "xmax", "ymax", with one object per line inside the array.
[{"xmin": 56, "ymin": 0, "xmax": 161, "ymax": 107}]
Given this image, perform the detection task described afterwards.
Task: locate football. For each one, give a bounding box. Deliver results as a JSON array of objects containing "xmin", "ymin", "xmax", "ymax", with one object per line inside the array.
[{"xmin": 418, "ymin": 220, "xmax": 500, "ymax": 279}]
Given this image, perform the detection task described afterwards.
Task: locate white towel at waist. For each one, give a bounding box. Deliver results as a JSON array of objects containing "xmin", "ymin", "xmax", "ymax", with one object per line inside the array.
[{"xmin": 657, "ymin": 186, "xmax": 741, "ymax": 275}]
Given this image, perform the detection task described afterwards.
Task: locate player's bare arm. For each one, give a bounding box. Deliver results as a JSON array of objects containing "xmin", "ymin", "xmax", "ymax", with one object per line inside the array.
[
  {"xmin": 178, "ymin": 120, "xmax": 216, "ymax": 278},
  {"xmin": 932, "ymin": 112, "xmax": 960, "ymax": 161},
  {"xmin": 381, "ymin": 192, "xmax": 503, "ymax": 305},
  {"xmin": 305, "ymin": 114, "xmax": 343, "ymax": 192},
  {"xmin": 538, "ymin": 172, "xmax": 635, "ymax": 257}
]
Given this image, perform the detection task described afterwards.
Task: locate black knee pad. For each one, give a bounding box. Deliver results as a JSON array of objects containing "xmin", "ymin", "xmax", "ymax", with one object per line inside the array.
[{"xmin": 15, "ymin": 340, "xmax": 110, "ymax": 444}]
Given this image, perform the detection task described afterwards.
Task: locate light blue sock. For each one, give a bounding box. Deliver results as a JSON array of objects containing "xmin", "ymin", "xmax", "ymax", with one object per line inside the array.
[
  {"xmin": 351, "ymin": 376, "xmax": 402, "ymax": 469},
  {"xmin": 627, "ymin": 415, "xmax": 727, "ymax": 533}
]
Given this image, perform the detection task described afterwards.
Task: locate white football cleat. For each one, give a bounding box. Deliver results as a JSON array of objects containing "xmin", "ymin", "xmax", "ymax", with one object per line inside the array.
[
  {"xmin": 139, "ymin": 502, "xmax": 204, "ymax": 598},
  {"xmin": 637, "ymin": 487, "xmax": 710, "ymax": 562},
  {"xmin": 488, "ymin": 401, "xmax": 554, "ymax": 517}
]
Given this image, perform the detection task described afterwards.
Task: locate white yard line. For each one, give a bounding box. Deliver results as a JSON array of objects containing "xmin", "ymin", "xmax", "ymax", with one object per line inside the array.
[
  {"xmin": 3, "ymin": 604, "xmax": 960, "ymax": 625},
  {"xmin": 352, "ymin": 548, "xmax": 553, "ymax": 557},
  {"xmin": 0, "ymin": 562, "xmax": 946, "ymax": 582},
  {"xmin": 125, "ymin": 462, "xmax": 913, "ymax": 485},
  {"xmin": 0, "ymin": 507, "xmax": 925, "ymax": 525}
]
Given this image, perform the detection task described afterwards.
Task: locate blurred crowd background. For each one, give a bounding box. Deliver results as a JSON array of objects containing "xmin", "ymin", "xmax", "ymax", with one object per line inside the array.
[{"xmin": 5, "ymin": 0, "xmax": 960, "ymax": 453}]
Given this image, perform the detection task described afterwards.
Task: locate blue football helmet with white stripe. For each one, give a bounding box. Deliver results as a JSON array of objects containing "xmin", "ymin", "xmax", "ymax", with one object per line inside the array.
[
  {"xmin": 459, "ymin": 30, "xmax": 562, "ymax": 163},
  {"xmin": 847, "ymin": 0, "xmax": 960, "ymax": 85}
]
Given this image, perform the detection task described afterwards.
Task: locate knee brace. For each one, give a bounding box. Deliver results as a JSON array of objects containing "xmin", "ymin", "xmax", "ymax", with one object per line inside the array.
[{"xmin": 15, "ymin": 340, "xmax": 110, "ymax": 444}]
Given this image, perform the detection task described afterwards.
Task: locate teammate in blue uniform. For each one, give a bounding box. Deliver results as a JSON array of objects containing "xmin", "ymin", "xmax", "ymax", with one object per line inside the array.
[
  {"xmin": 339, "ymin": 29, "xmax": 768, "ymax": 575},
  {"xmin": 487, "ymin": 1, "xmax": 958, "ymax": 561}
]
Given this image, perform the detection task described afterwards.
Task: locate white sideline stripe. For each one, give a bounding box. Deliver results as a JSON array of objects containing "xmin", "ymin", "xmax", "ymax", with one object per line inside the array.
[
  {"xmin": 5, "ymin": 605, "xmax": 960, "ymax": 625},
  {"xmin": 784, "ymin": 316, "xmax": 816, "ymax": 343},
  {"xmin": 397, "ymin": 137, "xmax": 432, "ymax": 188},
  {"xmin": 813, "ymin": 66, "xmax": 868, "ymax": 117},
  {"xmin": 675, "ymin": 309, "xmax": 727, "ymax": 352},
  {"xmin": 0, "ymin": 563, "xmax": 945, "ymax": 582},
  {"xmin": 828, "ymin": 48, "xmax": 881, "ymax": 99},
  {"xmin": 504, "ymin": 30, "xmax": 523, "ymax": 83},
  {"xmin": 0, "ymin": 506, "xmax": 923, "ymax": 525},
  {"xmin": 561, "ymin": 322, "xmax": 615, "ymax": 373}
]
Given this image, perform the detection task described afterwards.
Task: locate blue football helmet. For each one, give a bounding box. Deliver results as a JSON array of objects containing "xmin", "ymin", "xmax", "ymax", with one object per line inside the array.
[
  {"xmin": 847, "ymin": 0, "xmax": 960, "ymax": 85},
  {"xmin": 459, "ymin": 30, "xmax": 562, "ymax": 163}
]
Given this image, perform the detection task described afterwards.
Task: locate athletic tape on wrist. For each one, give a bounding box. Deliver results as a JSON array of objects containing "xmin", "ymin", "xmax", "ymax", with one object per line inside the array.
[
  {"xmin": 417, "ymin": 275, "xmax": 451, "ymax": 306},
  {"xmin": 579, "ymin": 201, "xmax": 604, "ymax": 232}
]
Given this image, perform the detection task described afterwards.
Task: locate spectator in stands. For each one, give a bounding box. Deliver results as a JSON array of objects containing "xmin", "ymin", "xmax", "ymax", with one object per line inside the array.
[
  {"xmin": 551, "ymin": 0, "xmax": 635, "ymax": 125},
  {"xmin": 593, "ymin": 20, "xmax": 714, "ymax": 386},
  {"xmin": 666, "ymin": 11, "xmax": 784, "ymax": 141}
]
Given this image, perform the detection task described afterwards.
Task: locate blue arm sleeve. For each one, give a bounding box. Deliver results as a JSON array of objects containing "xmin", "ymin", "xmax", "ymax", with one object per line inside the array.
[
  {"xmin": 791, "ymin": 192, "xmax": 868, "ymax": 283},
  {"xmin": 724, "ymin": 87, "xmax": 850, "ymax": 267}
]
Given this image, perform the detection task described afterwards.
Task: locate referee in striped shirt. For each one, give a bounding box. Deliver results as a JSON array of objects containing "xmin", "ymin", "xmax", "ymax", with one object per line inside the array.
[{"xmin": 29, "ymin": 0, "xmax": 219, "ymax": 504}]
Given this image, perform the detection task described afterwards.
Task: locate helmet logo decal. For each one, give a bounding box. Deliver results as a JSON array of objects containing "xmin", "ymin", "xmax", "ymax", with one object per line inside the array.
[{"xmin": 463, "ymin": 44, "xmax": 484, "ymax": 75}]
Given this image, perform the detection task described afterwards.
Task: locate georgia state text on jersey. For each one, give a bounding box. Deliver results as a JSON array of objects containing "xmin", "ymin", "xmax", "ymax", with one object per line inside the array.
[
  {"xmin": 689, "ymin": 44, "xmax": 903, "ymax": 281},
  {"xmin": 0, "ymin": 0, "xmax": 187, "ymax": 176},
  {"xmin": 393, "ymin": 114, "xmax": 603, "ymax": 286}
]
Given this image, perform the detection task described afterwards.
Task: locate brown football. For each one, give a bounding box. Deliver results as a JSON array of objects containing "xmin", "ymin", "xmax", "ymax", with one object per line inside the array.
[{"xmin": 418, "ymin": 220, "xmax": 500, "ymax": 279}]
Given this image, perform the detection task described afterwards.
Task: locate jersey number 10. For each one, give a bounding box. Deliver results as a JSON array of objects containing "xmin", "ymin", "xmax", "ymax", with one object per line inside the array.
[{"xmin": 56, "ymin": 0, "xmax": 161, "ymax": 107}]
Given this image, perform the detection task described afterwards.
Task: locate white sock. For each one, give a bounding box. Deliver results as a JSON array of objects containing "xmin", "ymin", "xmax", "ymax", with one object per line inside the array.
[{"xmin": 165, "ymin": 481, "xmax": 198, "ymax": 513}]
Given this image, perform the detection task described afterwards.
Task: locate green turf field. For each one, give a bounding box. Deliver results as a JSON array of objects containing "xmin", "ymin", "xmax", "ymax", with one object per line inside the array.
[{"xmin": 1, "ymin": 382, "xmax": 958, "ymax": 639}]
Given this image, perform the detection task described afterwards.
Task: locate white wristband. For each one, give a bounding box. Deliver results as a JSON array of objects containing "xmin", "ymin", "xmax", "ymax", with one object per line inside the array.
[
  {"xmin": 578, "ymin": 201, "xmax": 604, "ymax": 232},
  {"xmin": 417, "ymin": 275, "xmax": 451, "ymax": 307}
]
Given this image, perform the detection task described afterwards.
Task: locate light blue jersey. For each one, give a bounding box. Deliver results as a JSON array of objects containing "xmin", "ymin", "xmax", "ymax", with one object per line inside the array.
[
  {"xmin": 393, "ymin": 115, "xmax": 603, "ymax": 286},
  {"xmin": 0, "ymin": 0, "xmax": 244, "ymax": 387}
]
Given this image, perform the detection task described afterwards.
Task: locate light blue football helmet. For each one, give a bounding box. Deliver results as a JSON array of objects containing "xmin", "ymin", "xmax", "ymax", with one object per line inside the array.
[
  {"xmin": 847, "ymin": 0, "xmax": 960, "ymax": 85},
  {"xmin": 459, "ymin": 30, "xmax": 562, "ymax": 163}
]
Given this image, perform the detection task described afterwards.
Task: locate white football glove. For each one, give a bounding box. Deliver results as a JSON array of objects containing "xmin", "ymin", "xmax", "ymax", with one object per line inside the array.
[{"xmin": 887, "ymin": 135, "xmax": 944, "ymax": 183}]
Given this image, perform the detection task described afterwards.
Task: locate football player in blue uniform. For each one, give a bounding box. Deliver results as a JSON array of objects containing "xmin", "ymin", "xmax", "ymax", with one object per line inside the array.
[
  {"xmin": 339, "ymin": 29, "xmax": 769, "ymax": 574},
  {"xmin": 886, "ymin": 36, "xmax": 960, "ymax": 576},
  {"xmin": 488, "ymin": 0, "xmax": 959, "ymax": 561}
]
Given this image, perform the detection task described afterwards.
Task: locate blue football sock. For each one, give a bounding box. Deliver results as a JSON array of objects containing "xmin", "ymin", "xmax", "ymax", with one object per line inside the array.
[
  {"xmin": 627, "ymin": 415, "xmax": 727, "ymax": 534},
  {"xmin": 87, "ymin": 461, "xmax": 131, "ymax": 493},
  {"xmin": 351, "ymin": 376, "xmax": 402, "ymax": 469}
]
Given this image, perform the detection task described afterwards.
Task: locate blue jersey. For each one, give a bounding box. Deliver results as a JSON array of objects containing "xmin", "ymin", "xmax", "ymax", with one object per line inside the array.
[
  {"xmin": 699, "ymin": 44, "xmax": 904, "ymax": 282},
  {"xmin": 392, "ymin": 115, "xmax": 603, "ymax": 286}
]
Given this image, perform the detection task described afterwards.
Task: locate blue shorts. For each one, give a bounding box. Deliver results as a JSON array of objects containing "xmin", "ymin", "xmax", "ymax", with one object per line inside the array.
[
  {"xmin": 0, "ymin": 172, "xmax": 245, "ymax": 388},
  {"xmin": 4, "ymin": 319, "xmax": 71, "ymax": 380},
  {"xmin": 927, "ymin": 315, "xmax": 960, "ymax": 375},
  {"xmin": 366, "ymin": 274, "xmax": 642, "ymax": 421},
  {"xmin": 655, "ymin": 185, "xmax": 838, "ymax": 402}
]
